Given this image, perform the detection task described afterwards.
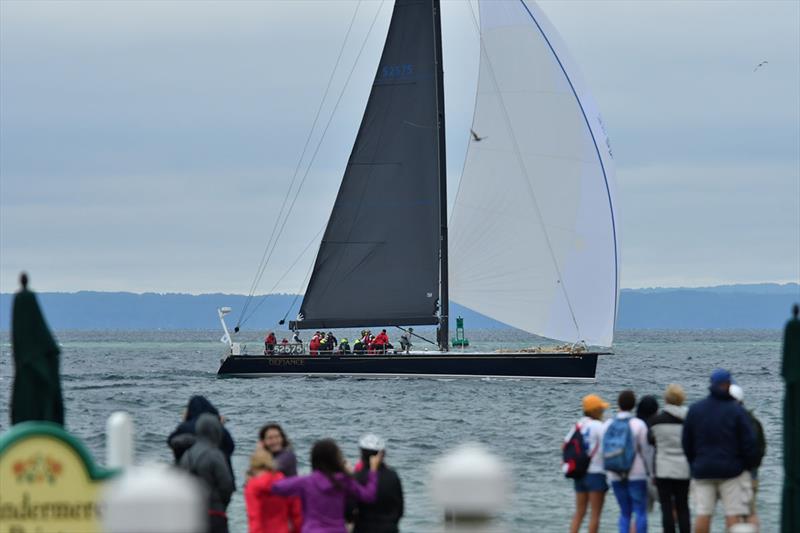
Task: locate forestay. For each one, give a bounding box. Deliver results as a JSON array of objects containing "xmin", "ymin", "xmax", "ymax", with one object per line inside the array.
[{"xmin": 449, "ymin": 0, "xmax": 619, "ymax": 346}]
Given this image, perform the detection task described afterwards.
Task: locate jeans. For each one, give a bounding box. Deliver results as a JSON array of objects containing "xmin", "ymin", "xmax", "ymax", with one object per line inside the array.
[
  {"xmin": 655, "ymin": 478, "xmax": 690, "ymax": 533},
  {"xmin": 611, "ymin": 479, "xmax": 647, "ymax": 532}
]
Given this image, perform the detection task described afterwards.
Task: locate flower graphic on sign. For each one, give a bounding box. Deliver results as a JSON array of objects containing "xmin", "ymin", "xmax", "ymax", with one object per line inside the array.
[{"xmin": 12, "ymin": 454, "xmax": 62, "ymax": 484}]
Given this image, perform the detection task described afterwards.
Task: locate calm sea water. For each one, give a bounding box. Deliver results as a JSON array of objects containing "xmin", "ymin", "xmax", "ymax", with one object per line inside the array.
[{"xmin": 0, "ymin": 329, "xmax": 785, "ymax": 532}]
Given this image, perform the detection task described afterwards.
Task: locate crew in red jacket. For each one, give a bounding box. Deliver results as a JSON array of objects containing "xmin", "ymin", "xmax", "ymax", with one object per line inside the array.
[
  {"xmin": 309, "ymin": 332, "xmax": 322, "ymax": 355},
  {"xmin": 264, "ymin": 332, "xmax": 277, "ymax": 355},
  {"xmin": 370, "ymin": 329, "xmax": 390, "ymax": 354}
]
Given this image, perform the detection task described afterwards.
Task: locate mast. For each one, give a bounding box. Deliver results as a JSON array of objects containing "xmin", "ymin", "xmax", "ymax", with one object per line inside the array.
[{"xmin": 433, "ymin": 0, "xmax": 449, "ymax": 352}]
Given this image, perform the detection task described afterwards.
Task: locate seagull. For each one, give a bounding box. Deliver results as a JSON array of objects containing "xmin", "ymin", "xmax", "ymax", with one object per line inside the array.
[
  {"xmin": 470, "ymin": 129, "xmax": 486, "ymax": 142},
  {"xmin": 753, "ymin": 60, "xmax": 768, "ymax": 72}
]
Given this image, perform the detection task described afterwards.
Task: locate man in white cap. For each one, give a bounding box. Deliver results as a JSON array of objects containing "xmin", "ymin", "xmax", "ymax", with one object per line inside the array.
[
  {"xmin": 729, "ymin": 384, "xmax": 766, "ymax": 531},
  {"xmin": 347, "ymin": 434, "xmax": 404, "ymax": 533}
]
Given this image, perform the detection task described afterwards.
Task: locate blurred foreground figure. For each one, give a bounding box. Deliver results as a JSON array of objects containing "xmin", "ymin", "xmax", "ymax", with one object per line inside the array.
[
  {"xmin": 782, "ymin": 304, "xmax": 800, "ymax": 533},
  {"xmin": 10, "ymin": 272, "xmax": 64, "ymax": 425},
  {"xmin": 349, "ymin": 434, "xmax": 404, "ymax": 533},
  {"xmin": 179, "ymin": 413, "xmax": 235, "ymax": 533}
]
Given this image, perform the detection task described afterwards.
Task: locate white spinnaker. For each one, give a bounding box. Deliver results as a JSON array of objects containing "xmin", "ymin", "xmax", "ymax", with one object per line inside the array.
[{"xmin": 449, "ymin": 0, "xmax": 619, "ymax": 347}]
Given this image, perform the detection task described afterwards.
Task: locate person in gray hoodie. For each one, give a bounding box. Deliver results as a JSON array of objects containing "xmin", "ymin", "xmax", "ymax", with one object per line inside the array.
[
  {"xmin": 647, "ymin": 384, "xmax": 690, "ymax": 533},
  {"xmin": 179, "ymin": 413, "xmax": 235, "ymax": 533}
]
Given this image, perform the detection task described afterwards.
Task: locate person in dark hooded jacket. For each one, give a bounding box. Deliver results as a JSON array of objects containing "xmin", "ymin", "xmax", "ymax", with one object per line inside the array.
[
  {"xmin": 179, "ymin": 413, "xmax": 235, "ymax": 533},
  {"xmin": 168, "ymin": 396, "xmax": 236, "ymax": 484}
]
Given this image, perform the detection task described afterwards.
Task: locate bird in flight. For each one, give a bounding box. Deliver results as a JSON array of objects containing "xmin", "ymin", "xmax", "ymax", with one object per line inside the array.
[
  {"xmin": 470, "ymin": 129, "xmax": 486, "ymax": 142},
  {"xmin": 753, "ymin": 60, "xmax": 768, "ymax": 72}
]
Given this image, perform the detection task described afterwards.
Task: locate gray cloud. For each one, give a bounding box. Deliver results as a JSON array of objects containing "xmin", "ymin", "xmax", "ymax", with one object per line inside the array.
[{"xmin": 1, "ymin": 0, "xmax": 798, "ymax": 294}]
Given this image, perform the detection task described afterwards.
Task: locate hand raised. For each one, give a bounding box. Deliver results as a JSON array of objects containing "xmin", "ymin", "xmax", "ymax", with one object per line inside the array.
[{"xmin": 368, "ymin": 451, "xmax": 384, "ymax": 472}]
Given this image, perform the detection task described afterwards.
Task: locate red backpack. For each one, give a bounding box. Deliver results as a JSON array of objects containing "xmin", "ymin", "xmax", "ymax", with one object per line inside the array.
[{"xmin": 562, "ymin": 423, "xmax": 591, "ymax": 479}]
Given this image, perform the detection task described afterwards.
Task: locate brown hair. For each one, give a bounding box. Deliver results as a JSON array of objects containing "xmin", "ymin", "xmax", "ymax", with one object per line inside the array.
[
  {"xmin": 258, "ymin": 423, "xmax": 291, "ymax": 448},
  {"xmin": 618, "ymin": 390, "xmax": 636, "ymax": 411}
]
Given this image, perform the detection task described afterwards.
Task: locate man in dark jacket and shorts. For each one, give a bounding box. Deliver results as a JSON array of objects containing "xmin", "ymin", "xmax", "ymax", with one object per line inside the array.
[{"xmin": 682, "ymin": 369, "xmax": 759, "ymax": 533}]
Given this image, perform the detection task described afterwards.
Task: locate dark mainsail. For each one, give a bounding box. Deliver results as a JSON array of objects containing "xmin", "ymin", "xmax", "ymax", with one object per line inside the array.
[{"xmin": 292, "ymin": 0, "xmax": 443, "ymax": 330}]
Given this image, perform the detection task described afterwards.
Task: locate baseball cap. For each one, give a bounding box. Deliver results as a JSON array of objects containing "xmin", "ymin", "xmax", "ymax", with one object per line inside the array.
[
  {"xmin": 358, "ymin": 433, "xmax": 386, "ymax": 452},
  {"xmin": 582, "ymin": 394, "xmax": 609, "ymax": 413},
  {"xmin": 710, "ymin": 368, "xmax": 732, "ymax": 386},
  {"xmin": 729, "ymin": 384, "xmax": 744, "ymax": 403}
]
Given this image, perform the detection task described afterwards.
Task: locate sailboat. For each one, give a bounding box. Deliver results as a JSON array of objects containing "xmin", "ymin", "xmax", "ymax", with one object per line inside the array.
[{"xmin": 217, "ymin": 0, "xmax": 618, "ymax": 380}]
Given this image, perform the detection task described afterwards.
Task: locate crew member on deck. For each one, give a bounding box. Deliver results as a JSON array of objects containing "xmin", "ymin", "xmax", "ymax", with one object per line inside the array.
[
  {"xmin": 326, "ymin": 332, "xmax": 338, "ymax": 352},
  {"xmin": 309, "ymin": 332, "xmax": 322, "ymax": 355},
  {"xmin": 371, "ymin": 329, "xmax": 390, "ymax": 354},
  {"xmin": 339, "ymin": 338, "xmax": 351, "ymax": 354},
  {"xmin": 353, "ymin": 332, "xmax": 366, "ymax": 354},
  {"xmin": 264, "ymin": 331, "xmax": 277, "ymax": 355},
  {"xmin": 399, "ymin": 328, "xmax": 413, "ymax": 354}
]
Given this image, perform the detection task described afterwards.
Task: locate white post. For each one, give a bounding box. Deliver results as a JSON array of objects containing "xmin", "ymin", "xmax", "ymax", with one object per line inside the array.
[
  {"xmin": 106, "ymin": 411, "xmax": 134, "ymax": 469},
  {"xmin": 102, "ymin": 464, "xmax": 206, "ymax": 533},
  {"xmin": 430, "ymin": 443, "xmax": 512, "ymax": 532}
]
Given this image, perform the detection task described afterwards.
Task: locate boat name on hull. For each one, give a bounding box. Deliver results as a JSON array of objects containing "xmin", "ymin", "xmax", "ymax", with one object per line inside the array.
[{"xmin": 268, "ymin": 358, "xmax": 305, "ymax": 366}]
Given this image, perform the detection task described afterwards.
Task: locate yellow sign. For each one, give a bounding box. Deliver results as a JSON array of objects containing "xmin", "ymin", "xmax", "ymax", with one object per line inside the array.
[{"xmin": 0, "ymin": 421, "xmax": 117, "ymax": 533}]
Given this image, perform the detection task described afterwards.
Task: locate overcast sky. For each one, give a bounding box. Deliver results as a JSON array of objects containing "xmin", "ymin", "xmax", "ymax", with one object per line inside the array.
[{"xmin": 1, "ymin": 0, "xmax": 798, "ymax": 294}]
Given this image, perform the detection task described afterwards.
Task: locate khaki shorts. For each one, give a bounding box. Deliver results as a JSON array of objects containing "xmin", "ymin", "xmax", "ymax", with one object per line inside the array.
[
  {"xmin": 750, "ymin": 477, "xmax": 759, "ymax": 515},
  {"xmin": 691, "ymin": 471, "xmax": 753, "ymax": 517}
]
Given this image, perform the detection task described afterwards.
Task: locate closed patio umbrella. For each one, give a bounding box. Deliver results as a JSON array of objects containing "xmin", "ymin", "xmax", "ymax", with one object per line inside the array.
[
  {"xmin": 10, "ymin": 273, "xmax": 64, "ymax": 425},
  {"xmin": 783, "ymin": 304, "xmax": 800, "ymax": 533}
]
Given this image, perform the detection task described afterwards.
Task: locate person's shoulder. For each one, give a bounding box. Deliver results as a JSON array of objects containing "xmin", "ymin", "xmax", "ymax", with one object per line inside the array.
[
  {"xmin": 381, "ymin": 465, "xmax": 402, "ymax": 483},
  {"xmin": 206, "ymin": 445, "xmax": 228, "ymax": 462},
  {"xmin": 747, "ymin": 409, "xmax": 763, "ymax": 425},
  {"xmin": 648, "ymin": 410, "xmax": 677, "ymax": 426},
  {"xmin": 631, "ymin": 416, "xmax": 648, "ymax": 432},
  {"xmin": 687, "ymin": 396, "xmax": 712, "ymax": 413},
  {"xmin": 585, "ymin": 418, "xmax": 604, "ymax": 433}
]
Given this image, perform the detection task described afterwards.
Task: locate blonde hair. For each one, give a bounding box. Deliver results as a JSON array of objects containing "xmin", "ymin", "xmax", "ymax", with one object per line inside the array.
[
  {"xmin": 247, "ymin": 447, "xmax": 274, "ymax": 478},
  {"xmin": 664, "ymin": 383, "xmax": 686, "ymax": 406}
]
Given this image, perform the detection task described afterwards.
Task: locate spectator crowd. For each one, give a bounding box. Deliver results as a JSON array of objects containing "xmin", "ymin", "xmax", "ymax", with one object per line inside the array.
[{"xmin": 564, "ymin": 368, "xmax": 765, "ymax": 533}]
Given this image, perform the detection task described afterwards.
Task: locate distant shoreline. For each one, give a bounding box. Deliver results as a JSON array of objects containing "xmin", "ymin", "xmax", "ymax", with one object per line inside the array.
[{"xmin": 0, "ymin": 283, "xmax": 797, "ymax": 331}]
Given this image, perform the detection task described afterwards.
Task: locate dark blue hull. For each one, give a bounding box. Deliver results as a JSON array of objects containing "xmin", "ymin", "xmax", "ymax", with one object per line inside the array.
[{"xmin": 217, "ymin": 352, "xmax": 600, "ymax": 380}]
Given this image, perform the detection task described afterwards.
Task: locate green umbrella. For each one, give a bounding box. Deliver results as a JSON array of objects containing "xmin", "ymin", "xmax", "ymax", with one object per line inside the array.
[
  {"xmin": 10, "ymin": 273, "xmax": 64, "ymax": 425},
  {"xmin": 783, "ymin": 303, "xmax": 800, "ymax": 533}
]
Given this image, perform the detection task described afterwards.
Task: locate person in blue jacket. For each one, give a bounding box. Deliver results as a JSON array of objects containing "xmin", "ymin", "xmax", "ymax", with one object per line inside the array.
[{"xmin": 681, "ymin": 369, "xmax": 759, "ymax": 533}]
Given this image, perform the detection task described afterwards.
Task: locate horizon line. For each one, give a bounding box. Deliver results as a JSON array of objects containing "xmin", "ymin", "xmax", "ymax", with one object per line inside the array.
[{"xmin": 0, "ymin": 280, "xmax": 798, "ymax": 297}]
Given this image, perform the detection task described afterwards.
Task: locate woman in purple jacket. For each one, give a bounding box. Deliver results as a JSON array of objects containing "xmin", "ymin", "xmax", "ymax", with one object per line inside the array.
[{"xmin": 272, "ymin": 438, "xmax": 381, "ymax": 533}]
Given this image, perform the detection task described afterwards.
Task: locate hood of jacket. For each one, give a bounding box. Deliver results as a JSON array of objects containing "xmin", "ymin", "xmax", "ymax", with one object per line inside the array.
[
  {"xmin": 186, "ymin": 395, "xmax": 219, "ymax": 420},
  {"xmin": 663, "ymin": 404, "xmax": 688, "ymax": 420},
  {"xmin": 195, "ymin": 412, "xmax": 223, "ymax": 446}
]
